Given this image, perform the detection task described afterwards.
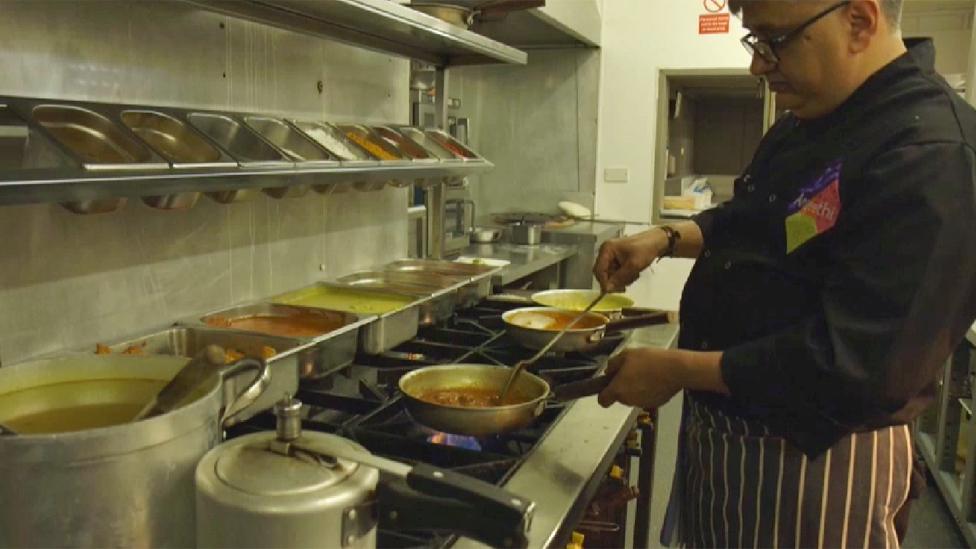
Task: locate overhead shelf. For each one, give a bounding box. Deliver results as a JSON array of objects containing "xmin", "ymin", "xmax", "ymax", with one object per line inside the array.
[
  {"xmin": 474, "ymin": 1, "xmax": 602, "ymax": 48},
  {"xmin": 182, "ymin": 0, "xmax": 529, "ymax": 66},
  {"xmin": 0, "ymin": 95, "xmax": 493, "ymax": 212}
]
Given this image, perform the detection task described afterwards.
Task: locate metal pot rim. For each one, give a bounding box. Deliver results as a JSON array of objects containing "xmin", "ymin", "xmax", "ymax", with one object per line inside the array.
[{"xmin": 0, "ymin": 354, "xmax": 223, "ymax": 461}]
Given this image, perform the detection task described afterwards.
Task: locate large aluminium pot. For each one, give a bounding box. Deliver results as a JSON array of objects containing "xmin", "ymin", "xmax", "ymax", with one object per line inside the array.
[
  {"xmin": 196, "ymin": 397, "xmax": 534, "ymax": 548},
  {"xmin": 0, "ymin": 353, "xmax": 269, "ymax": 548}
]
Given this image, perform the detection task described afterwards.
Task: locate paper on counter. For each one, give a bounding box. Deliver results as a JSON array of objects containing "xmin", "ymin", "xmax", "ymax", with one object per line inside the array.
[{"xmin": 454, "ymin": 257, "xmax": 511, "ymax": 267}]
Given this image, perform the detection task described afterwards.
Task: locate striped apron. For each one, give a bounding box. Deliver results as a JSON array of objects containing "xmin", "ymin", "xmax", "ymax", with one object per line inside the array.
[{"xmin": 664, "ymin": 395, "xmax": 915, "ymax": 549}]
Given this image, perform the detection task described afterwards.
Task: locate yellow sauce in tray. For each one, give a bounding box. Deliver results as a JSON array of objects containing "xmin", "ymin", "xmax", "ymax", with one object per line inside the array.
[{"xmin": 274, "ymin": 286, "xmax": 413, "ymax": 315}]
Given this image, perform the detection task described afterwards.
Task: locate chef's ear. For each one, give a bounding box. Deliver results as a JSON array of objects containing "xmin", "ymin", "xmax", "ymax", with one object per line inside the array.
[{"xmin": 846, "ymin": 0, "xmax": 882, "ymax": 53}]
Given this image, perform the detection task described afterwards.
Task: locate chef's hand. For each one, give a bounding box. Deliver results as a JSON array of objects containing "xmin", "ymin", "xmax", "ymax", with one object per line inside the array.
[
  {"xmin": 597, "ymin": 348, "xmax": 729, "ymax": 409},
  {"xmin": 593, "ymin": 231, "xmax": 667, "ymax": 293}
]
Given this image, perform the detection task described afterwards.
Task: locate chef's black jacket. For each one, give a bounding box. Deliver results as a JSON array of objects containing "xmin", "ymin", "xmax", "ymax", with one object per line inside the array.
[{"xmin": 682, "ymin": 39, "xmax": 976, "ymax": 457}]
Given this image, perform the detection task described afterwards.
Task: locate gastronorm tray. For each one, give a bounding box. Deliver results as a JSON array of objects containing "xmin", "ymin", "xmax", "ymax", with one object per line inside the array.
[{"xmin": 272, "ymin": 283, "xmax": 422, "ymax": 354}]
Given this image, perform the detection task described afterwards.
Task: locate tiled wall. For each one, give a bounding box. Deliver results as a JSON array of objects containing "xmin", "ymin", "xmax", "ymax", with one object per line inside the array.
[{"xmin": 0, "ymin": 1, "xmax": 410, "ymax": 364}]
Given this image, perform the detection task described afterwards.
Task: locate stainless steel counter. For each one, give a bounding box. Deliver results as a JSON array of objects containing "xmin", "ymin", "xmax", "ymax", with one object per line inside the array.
[
  {"xmin": 452, "ymin": 323, "xmax": 681, "ymax": 549},
  {"xmin": 451, "ymin": 242, "xmax": 577, "ymax": 287}
]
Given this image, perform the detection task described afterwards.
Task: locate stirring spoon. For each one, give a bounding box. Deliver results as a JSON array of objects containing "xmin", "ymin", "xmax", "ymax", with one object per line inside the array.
[{"xmin": 496, "ymin": 290, "xmax": 608, "ymax": 404}]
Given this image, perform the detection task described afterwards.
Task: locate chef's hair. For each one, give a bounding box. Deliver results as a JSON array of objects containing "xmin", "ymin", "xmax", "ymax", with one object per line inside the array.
[{"xmin": 728, "ymin": 0, "xmax": 903, "ymax": 29}]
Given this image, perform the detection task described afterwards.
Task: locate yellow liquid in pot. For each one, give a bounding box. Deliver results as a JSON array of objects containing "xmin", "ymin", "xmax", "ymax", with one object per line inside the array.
[
  {"xmin": 5, "ymin": 402, "xmax": 150, "ymax": 434},
  {"xmin": 0, "ymin": 378, "xmax": 180, "ymax": 435}
]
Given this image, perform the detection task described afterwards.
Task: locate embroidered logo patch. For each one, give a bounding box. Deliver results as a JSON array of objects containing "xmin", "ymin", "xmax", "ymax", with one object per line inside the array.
[{"xmin": 785, "ymin": 160, "xmax": 842, "ymax": 253}]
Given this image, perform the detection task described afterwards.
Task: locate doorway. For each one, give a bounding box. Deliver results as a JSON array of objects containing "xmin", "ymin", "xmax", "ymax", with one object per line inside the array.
[{"xmin": 653, "ymin": 69, "xmax": 779, "ymax": 224}]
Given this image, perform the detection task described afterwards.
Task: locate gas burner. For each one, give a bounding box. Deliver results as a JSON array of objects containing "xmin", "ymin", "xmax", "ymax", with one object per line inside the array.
[{"xmin": 229, "ymin": 296, "xmax": 622, "ymax": 548}]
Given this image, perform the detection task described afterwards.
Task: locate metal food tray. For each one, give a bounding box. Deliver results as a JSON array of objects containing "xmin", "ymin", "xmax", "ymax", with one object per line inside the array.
[
  {"xmin": 187, "ymin": 302, "xmax": 374, "ymax": 380},
  {"xmin": 394, "ymin": 126, "xmax": 465, "ymax": 162},
  {"xmin": 272, "ymin": 283, "xmax": 422, "ymax": 355},
  {"xmin": 423, "ymin": 128, "xmax": 482, "ymax": 161},
  {"xmin": 92, "ymin": 325, "xmax": 313, "ymax": 422},
  {"xmin": 371, "ymin": 126, "xmax": 438, "ymax": 163},
  {"xmin": 334, "ymin": 124, "xmax": 413, "ymax": 166},
  {"xmin": 381, "ymin": 258, "xmax": 499, "ymax": 308},
  {"xmin": 31, "ymin": 103, "xmax": 169, "ymax": 171},
  {"xmin": 333, "ymin": 270, "xmax": 460, "ymax": 326}
]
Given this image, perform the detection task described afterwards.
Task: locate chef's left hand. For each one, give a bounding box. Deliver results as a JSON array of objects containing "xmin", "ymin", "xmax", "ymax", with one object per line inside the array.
[{"xmin": 597, "ymin": 348, "xmax": 729, "ymax": 409}]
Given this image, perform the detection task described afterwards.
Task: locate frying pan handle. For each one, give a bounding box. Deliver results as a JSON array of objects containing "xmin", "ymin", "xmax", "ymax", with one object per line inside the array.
[
  {"xmin": 605, "ymin": 310, "xmax": 670, "ymax": 333},
  {"xmin": 378, "ymin": 464, "xmax": 533, "ymax": 548},
  {"xmin": 552, "ymin": 374, "xmax": 612, "ymax": 402}
]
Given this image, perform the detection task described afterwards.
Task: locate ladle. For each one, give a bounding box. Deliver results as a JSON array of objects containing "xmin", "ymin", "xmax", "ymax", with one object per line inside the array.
[
  {"xmin": 132, "ymin": 344, "xmax": 228, "ymax": 421},
  {"xmin": 496, "ymin": 290, "xmax": 607, "ymax": 404}
]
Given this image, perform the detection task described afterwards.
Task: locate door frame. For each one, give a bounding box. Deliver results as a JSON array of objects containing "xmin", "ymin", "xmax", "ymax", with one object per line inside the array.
[{"xmin": 652, "ymin": 68, "xmax": 774, "ymax": 225}]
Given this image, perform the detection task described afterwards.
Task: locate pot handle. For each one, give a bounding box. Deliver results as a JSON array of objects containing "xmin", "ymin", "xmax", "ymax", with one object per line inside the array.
[
  {"xmin": 605, "ymin": 310, "xmax": 671, "ymax": 333},
  {"xmin": 219, "ymin": 357, "xmax": 271, "ymax": 427},
  {"xmin": 378, "ymin": 464, "xmax": 533, "ymax": 548}
]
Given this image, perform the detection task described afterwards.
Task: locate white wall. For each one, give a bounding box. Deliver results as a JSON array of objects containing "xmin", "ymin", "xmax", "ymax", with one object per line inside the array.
[
  {"xmin": 594, "ymin": 0, "xmax": 750, "ymax": 313},
  {"xmin": 903, "ymin": 6, "xmax": 974, "ymax": 77}
]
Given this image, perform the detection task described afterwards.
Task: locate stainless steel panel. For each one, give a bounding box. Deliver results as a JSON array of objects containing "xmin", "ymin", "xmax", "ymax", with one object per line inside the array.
[
  {"xmin": 32, "ymin": 104, "xmax": 167, "ymax": 170},
  {"xmin": 99, "ymin": 325, "xmax": 304, "ymax": 420},
  {"xmin": 120, "ymin": 110, "xmax": 230, "ymax": 168},
  {"xmin": 187, "ymin": 113, "xmax": 290, "ymax": 167}
]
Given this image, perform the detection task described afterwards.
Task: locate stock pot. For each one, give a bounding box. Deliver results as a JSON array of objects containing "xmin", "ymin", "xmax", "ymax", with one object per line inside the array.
[{"xmin": 0, "ymin": 353, "xmax": 268, "ymax": 548}]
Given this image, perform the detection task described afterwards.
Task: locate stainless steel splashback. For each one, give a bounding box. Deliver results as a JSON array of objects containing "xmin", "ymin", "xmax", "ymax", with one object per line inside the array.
[{"xmin": 0, "ymin": 1, "xmax": 410, "ymax": 365}]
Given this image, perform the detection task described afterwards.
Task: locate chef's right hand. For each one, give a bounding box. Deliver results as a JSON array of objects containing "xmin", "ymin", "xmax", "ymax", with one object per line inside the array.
[{"xmin": 593, "ymin": 230, "xmax": 667, "ymax": 292}]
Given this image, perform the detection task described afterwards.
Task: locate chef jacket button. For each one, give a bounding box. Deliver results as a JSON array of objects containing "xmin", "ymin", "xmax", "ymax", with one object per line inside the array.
[
  {"xmin": 743, "ymin": 174, "xmax": 751, "ymax": 182},
  {"xmin": 703, "ymin": 249, "xmax": 711, "ymax": 259},
  {"xmin": 746, "ymin": 184, "xmax": 755, "ymax": 192},
  {"xmin": 723, "ymin": 260, "xmax": 732, "ymax": 270},
  {"xmin": 768, "ymin": 193, "xmax": 777, "ymax": 203},
  {"xmin": 700, "ymin": 341, "xmax": 709, "ymax": 350}
]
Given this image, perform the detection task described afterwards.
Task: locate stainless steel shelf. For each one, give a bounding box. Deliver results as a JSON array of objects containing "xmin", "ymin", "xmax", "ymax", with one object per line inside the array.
[
  {"xmin": 182, "ymin": 0, "xmax": 528, "ymax": 66},
  {"xmin": 0, "ymin": 161, "xmax": 493, "ymax": 206}
]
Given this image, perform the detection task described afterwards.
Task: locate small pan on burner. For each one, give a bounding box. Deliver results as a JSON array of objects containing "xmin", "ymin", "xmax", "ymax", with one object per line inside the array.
[{"xmin": 398, "ymin": 363, "xmax": 613, "ymax": 436}]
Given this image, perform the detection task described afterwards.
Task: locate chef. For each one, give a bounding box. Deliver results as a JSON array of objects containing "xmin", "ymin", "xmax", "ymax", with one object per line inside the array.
[{"xmin": 593, "ymin": 0, "xmax": 976, "ymax": 546}]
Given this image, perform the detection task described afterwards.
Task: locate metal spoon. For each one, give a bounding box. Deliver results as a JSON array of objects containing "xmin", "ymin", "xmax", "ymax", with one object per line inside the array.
[
  {"xmin": 132, "ymin": 344, "xmax": 228, "ymax": 421},
  {"xmin": 497, "ymin": 290, "xmax": 608, "ymax": 404}
]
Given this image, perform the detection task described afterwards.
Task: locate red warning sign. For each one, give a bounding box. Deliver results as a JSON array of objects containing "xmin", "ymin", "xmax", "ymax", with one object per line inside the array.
[
  {"xmin": 699, "ymin": 0, "xmax": 730, "ymax": 34},
  {"xmin": 699, "ymin": 13, "xmax": 730, "ymax": 34}
]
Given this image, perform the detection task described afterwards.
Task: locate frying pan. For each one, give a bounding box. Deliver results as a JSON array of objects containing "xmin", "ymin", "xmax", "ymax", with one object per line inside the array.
[
  {"xmin": 530, "ymin": 289, "xmax": 639, "ymax": 317},
  {"xmin": 398, "ymin": 364, "xmax": 613, "ymax": 436},
  {"xmin": 502, "ymin": 306, "xmax": 670, "ymax": 354}
]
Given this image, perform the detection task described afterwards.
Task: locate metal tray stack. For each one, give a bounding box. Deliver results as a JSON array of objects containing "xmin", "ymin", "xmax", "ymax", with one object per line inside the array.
[{"xmin": 0, "ymin": 95, "xmax": 493, "ymax": 213}]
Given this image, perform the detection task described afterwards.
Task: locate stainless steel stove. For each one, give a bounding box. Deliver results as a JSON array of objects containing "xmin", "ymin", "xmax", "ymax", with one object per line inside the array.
[{"xmin": 228, "ymin": 299, "xmax": 643, "ymax": 548}]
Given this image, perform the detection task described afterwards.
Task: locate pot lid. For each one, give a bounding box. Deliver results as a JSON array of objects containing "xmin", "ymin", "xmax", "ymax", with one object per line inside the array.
[{"xmin": 213, "ymin": 432, "xmax": 363, "ymax": 496}]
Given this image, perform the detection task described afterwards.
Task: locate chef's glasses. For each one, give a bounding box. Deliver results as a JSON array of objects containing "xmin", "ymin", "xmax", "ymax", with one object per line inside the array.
[{"xmin": 740, "ymin": 1, "xmax": 851, "ymax": 65}]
